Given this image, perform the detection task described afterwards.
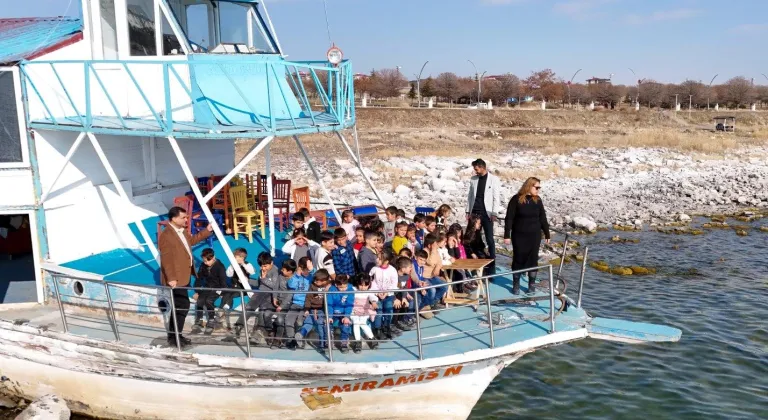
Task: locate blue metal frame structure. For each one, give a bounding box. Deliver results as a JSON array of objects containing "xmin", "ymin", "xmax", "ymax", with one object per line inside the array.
[{"xmin": 19, "ymin": 58, "xmax": 355, "ymax": 139}]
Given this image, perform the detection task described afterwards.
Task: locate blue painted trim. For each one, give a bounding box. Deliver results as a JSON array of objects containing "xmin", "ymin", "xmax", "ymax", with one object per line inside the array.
[
  {"xmin": 28, "ymin": 121, "xmax": 356, "ymax": 139},
  {"xmin": 266, "ymin": 62, "xmax": 274, "ymax": 130},
  {"xmin": 252, "ymin": 4, "xmax": 280, "ymax": 55},
  {"xmin": 88, "ymin": 63, "xmax": 126, "ymax": 128},
  {"xmin": 18, "ymin": 66, "xmax": 57, "ymax": 126},
  {"xmin": 269, "ymin": 63, "xmax": 297, "ymax": 128},
  {"xmin": 84, "ymin": 62, "xmax": 91, "ymax": 129},
  {"xmin": 49, "ymin": 63, "xmax": 85, "ymax": 126},
  {"xmin": 162, "ymin": 64, "xmax": 173, "ymax": 132}
]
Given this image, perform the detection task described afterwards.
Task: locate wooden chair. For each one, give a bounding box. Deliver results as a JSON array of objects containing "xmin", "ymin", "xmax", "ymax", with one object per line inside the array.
[
  {"xmin": 196, "ymin": 176, "xmax": 210, "ymax": 195},
  {"xmin": 207, "ymin": 175, "xmax": 231, "ymax": 233},
  {"xmin": 272, "ymin": 179, "xmax": 292, "ymax": 230},
  {"xmin": 254, "ymin": 173, "xmax": 273, "ymax": 211},
  {"xmin": 308, "ymin": 210, "xmax": 328, "ymax": 230},
  {"xmin": 292, "ymin": 186, "xmax": 310, "ymax": 213},
  {"xmin": 229, "ymin": 185, "xmax": 265, "ymax": 243}
]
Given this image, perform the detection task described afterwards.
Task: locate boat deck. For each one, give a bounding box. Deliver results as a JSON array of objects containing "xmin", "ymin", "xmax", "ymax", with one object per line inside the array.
[
  {"xmin": 29, "ymin": 112, "xmax": 347, "ymax": 139},
  {"xmin": 24, "ymin": 219, "xmax": 588, "ymax": 363},
  {"xmin": 1, "ymin": 275, "xmax": 586, "ymax": 364}
]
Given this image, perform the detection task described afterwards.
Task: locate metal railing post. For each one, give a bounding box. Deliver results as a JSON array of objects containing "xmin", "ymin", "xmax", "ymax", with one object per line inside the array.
[
  {"xmin": 485, "ymin": 277, "xmax": 495, "ymax": 348},
  {"xmin": 548, "ymin": 265, "xmax": 556, "ymax": 333},
  {"xmin": 558, "ymin": 235, "xmax": 569, "ymax": 277},
  {"xmin": 323, "ymin": 294, "xmax": 333, "ymax": 362},
  {"xmin": 168, "ymin": 288, "xmax": 182, "ymax": 351},
  {"xmin": 52, "ymin": 276, "xmax": 68, "ymax": 333},
  {"xmin": 103, "ymin": 283, "xmax": 120, "ymax": 341},
  {"xmin": 414, "ymin": 292, "xmax": 423, "ymax": 360},
  {"xmin": 577, "ymin": 247, "xmax": 589, "ymax": 308},
  {"xmin": 240, "ymin": 291, "xmax": 251, "ymax": 358}
]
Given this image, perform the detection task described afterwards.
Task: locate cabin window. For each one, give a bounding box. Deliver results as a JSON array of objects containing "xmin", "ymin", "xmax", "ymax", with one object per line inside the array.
[
  {"xmin": 0, "ymin": 69, "xmax": 26, "ymax": 166},
  {"xmin": 218, "ymin": 1, "xmax": 248, "ymax": 45},
  {"xmin": 185, "ymin": 4, "xmax": 211, "ymax": 51},
  {"xmin": 161, "ymin": 12, "xmax": 184, "ymax": 55},
  {"xmin": 100, "ymin": 0, "xmax": 119, "ymax": 59},
  {"xmin": 126, "ymin": 0, "xmax": 157, "ymax": 56}
]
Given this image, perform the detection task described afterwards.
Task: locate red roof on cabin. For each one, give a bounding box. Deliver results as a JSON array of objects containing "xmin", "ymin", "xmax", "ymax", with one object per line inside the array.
[{"xmin": 0, "ymin": 17, "xmax": 83, "ymax": 65}]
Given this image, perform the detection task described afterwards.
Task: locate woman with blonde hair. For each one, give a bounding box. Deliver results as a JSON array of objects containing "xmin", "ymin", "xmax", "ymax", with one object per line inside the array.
[{"xmin": 503, "ymin": 177, "xmax": 550, "ymax": 295}]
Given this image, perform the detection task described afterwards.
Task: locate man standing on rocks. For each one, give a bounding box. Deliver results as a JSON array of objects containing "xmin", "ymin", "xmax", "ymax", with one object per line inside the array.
[{"xmin": 466, "ymin": 159, "xmax": 502, "ymax": 274}]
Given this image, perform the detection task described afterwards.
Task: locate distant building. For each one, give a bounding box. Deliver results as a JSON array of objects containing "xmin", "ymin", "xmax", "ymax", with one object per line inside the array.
[{"xmin": 587, "ymin": 77, "xmax": 611, "ymax": 85}]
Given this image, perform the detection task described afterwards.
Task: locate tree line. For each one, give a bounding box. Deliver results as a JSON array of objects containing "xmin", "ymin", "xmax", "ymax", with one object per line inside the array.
[{"xmin": 351, "ymin": 68, "xmax": 768, "ymax": 109}]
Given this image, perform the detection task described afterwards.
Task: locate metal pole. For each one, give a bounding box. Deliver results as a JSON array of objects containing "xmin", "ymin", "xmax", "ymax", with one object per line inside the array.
[
  {"xmin": 569, "ymin": 69, "xmax": 582, "ymax": 108},
  {"xmin": 266, "ymin": 144, "xmax": 276, "ymax": 256},
  {"xmin": 414, "ymin": 291, "xmax": 423, "ymax": 360},
  {"xmin": 484, "ymin": 277, "xmax": 495, "ymax": 348},
  {"xmin": 558, "ymin": 236, "xmax": 569, "ymax": 277},
  {"xmin": 166, "ymin": 136, "xmax": 251, "ymax": 289},
  {"xmin": 416, "ymin": 60, "xmax": 429, "ymax": 106},
  {"xmin": 168, "ymin": 288, "xmax": 182, "ymax": 351},
  {"xmin": 52, "ymin": 276, "xmax": 69, "ymax": 333},
  {"xmin": 323, "ymin": 293, "xmax": 333, "ymax": 361},
  {"xmin": 40, "ymin": 132, "xmax": 86, "ymax": 203},
  {"xmin": 708, "ymin": 74, "xmax": 718, "ymax": 110},
  {"xmin": 86, "ymin": 133, "xmax": 159, "ymax": 262},
  {"xmin": 202, "ymin": 136, "xmax": 275, "ymax": 203},
  {"xmin": 336, "ymin": 131, "xmax": 388, "ymax": 208},
  {"xmin": 294, "ymin": 135, "xmax": 342, "ymax": 223},
  {"xmin": 468, "ymin": 60, "xmax": 478, "ymax": 103},
  {"xmin": 548, "ymin": 266, "xmax": 556, "ymax": 333},
  {"xmin": 240, "ymin": 291, "xmax": 251, "ymax": 357},
  {"xmin": 103, "ymin": 282, "xmax": 121, "ymax": 341},
  {"xmin": 577, "ymin": 247, "xmax": 589, "ymax": 308}
]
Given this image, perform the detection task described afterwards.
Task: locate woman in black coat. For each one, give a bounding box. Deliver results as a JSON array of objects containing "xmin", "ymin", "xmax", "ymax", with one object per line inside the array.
[{"xmin": 503, "ymin": 177, "xmax": 550, "ymax": 295}]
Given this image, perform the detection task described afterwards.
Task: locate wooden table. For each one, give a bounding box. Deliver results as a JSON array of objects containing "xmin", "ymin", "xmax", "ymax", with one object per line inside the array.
[{"xmin": 442, "ymin": 259, "xmax": 494, "ymax": 306}]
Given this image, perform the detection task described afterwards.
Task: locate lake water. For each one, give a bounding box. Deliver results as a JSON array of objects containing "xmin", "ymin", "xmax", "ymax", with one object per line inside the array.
[{"xmin": 471, "ymin": 218, "xmax": 768, "ymax": 419}]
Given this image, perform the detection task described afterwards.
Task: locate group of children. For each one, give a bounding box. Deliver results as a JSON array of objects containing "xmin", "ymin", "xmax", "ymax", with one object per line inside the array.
[{"xmin": 191, "ymin": 204, "xmax": 492, "ymax": 355}]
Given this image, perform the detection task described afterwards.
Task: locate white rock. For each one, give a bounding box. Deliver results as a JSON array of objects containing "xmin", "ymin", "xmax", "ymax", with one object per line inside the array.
[
  {"xmin": 676, "ymin": 213, "xmax": 691, "ymax": 222},
  {"xmin": 428, "ymin": 178, "xmax": 458, "ymax": 192},
  {"xmin": 394, "ymin": 185, "xmax": 411, "ymax": 196},
  {"xmin": 571, "ymin": 217, "xmax": 597, "ymax": 233},
  {"xmin": 438, "ymin": 169, "xmax": 458, "ymax": 181},
  {"xmin": 15, "ymin": 394, "xmax": 70, "ymax": 420}
]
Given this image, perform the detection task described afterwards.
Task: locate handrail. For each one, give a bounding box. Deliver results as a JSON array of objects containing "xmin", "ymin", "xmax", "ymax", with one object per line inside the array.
[
  {"xmin": 19, "ymin": 59, "xmax": 355, "ymax": 138},
  {"xmin": 44, "ymin": 264, "xmax": 559, "ymax": 362}
]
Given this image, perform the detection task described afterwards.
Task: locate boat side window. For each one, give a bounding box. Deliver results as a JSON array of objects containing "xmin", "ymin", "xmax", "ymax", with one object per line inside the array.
[
  {"xmin": 185, "ymin": 3, "xmax": 211, "ymax": 52},
  {"xmin": 126, "ymin": 0, "xmax": 157, "ymax": 56},
  {"xmin": 100, "ymin": 0, "xmax": 119, "ymax": 59},
  {"xmin": 0, "ymin": 69, "xmax": 27, "ymax": 166}
]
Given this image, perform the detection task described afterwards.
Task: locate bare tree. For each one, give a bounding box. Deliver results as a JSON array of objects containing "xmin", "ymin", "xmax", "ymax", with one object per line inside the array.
[
  {"xmin": 434, "ymin": 72, "xmax": 461, "ymax": 104},
  {"xmin": 523, "ymin": 69, "xmax": 562, "ymax": 102},
  {"xmin": 589, "ymin": 83, "xmax": 622, "ymax": 107},
  {"xmin": 639, "ymin": 80, "xmax": 665, "ymax": 108},
  {"xmin": 483, "ymin": 74, "xmax": 521, "ymax": 106},
  {"xmin": 678, "ymin": 80, "xmax": 707, "ymax": 107},
  {"xmin": 370, "ymin": 68, "xmax": 408, "ymax": 98},
  {"xmin": 719, "ymin": 76, "xmax": 755, "ymax": 108},
  {"xmin": 421, "ymin": 76, "xmax": 437, "ymax": 98}
]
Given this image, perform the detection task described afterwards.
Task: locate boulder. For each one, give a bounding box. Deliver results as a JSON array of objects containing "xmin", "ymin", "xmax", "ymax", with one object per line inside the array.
[
  {"xmin": 394, "ymin": 185, "xmax": 411, "ymax": 196},
  {"xmin": 676, "ymin": 213, "xmax": 691, "ymax": 222},
  {"xmin": 15, "ymin": 394, "xmax": 70, "ymax": 420},
  {"xmin": 571, "ymin": 217, "xmax": 597, "ymax": 233},
  {"xmin": 428, "ymin": 178, "xmax": 458, "ymax": 193}
]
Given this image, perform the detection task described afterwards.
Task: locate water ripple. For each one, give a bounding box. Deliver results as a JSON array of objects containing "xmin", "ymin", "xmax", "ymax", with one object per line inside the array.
[{"xmin": 470, "ymin": 219, "xmax": 768, "ymax": 419}]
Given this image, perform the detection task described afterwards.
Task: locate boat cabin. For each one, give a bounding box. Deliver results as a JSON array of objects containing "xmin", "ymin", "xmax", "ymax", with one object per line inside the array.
[{"xmin": 0, "ymin": 0, "xmax": 357, "ymax": 305}]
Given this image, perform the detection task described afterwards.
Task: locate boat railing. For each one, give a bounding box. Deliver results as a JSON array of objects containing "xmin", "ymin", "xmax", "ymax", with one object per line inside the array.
[
  {"xmin": 19, "ymin": 58, "xmax": 355, "ymax": 138},
  {"xmin": 42, "ymin": 264, "xmax": 558, "ymax": 362}
]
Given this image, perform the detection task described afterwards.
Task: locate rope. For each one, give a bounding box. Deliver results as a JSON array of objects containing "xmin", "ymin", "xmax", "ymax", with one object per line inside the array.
[{"xmin": 321, "ymin": 0, "xmax": 333, "ymax": 47}]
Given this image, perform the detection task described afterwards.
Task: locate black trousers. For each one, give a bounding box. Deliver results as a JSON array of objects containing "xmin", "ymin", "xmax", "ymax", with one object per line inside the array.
[
  {"xmin": 169, "ymin": 288, "xmax": 190, "ymax": 340},
  {"xmin": 474, "ymin": 211, "xmax": 496, "ymax": 273}
]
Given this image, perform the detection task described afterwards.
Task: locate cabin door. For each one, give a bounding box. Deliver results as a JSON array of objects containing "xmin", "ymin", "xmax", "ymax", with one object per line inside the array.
[{"xmin": 0, "ymin": 212, "xmax": 43, "ymax": 304}]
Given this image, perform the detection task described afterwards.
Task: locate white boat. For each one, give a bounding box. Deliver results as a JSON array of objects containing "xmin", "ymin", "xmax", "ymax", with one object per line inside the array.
[{"xmin": 0, "ymin": 2, "xmax": 681, "ymax": 418}]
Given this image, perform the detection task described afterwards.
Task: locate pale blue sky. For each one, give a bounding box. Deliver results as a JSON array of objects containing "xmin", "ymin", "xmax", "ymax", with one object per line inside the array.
[{"xmin": 9, "ymin": 0, "xmax": 768, "ymax": 85}]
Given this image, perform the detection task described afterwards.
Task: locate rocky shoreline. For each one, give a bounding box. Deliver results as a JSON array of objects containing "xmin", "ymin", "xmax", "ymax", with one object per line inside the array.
[{"xmin": 265, "ymin": 145, "xmax": 768, "ymax": 231}]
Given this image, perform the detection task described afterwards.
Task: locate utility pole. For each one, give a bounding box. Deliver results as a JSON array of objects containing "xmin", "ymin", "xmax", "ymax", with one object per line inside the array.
[
  {"xmin": 467, "ymin": 60, "xmax": 484, "ymax": 104},
  {"xmin": 689, "ymin": 95, "xmax": 692, "ymax": 119},
  {"xmin": 629, "ymin": 68, "xmax": 640, "ymax": 107},
  {"xmin": 569, "ymin": 69, "xmax": 582, "ymax": 108},
  {"xmin": 413, "ymin": 61, "xmax": 429, "ymax": 107},
  {"xmin": 707, "ymin": 74, "xmax": 718, "ymax": 110}
]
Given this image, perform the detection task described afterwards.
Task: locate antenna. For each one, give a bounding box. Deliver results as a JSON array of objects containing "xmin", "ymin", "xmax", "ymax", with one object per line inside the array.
[{"xmin": 322, "ymin": 0, "xmax": 333, "ymax": 47}]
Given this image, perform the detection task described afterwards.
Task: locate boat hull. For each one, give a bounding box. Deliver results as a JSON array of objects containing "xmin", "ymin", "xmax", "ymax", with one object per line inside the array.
[{"xmin": 0, "ymin": 352, "xmax": 518, "ymax": 419}]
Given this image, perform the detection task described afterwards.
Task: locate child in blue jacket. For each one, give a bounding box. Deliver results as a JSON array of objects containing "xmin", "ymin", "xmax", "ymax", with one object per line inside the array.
[{"xmin": 328, "ymin": 274, "xmax": 355, "ymax": 353}]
